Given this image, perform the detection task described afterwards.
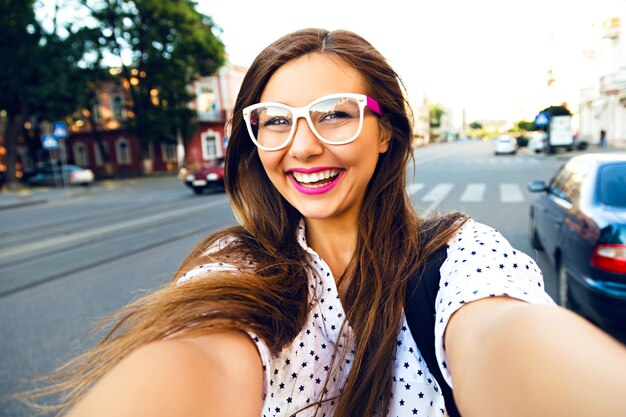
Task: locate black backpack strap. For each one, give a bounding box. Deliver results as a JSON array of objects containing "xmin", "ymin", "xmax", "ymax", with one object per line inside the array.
[{"xmin": 404, "ymin": 245, "xmax": 462, "ymax": 417}]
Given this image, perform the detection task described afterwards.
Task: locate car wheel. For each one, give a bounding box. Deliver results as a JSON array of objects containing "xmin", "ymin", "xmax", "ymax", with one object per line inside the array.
[
  {"xmin": 192, "ymin": 187, "xmax": 205, "ymax": 195},
  {"xmin": 530, "ymin": 215, "xmax": 543, "ymax": 250},
  {"xmin": 558, "ymin": 262, "xmax": 570, "ymax": 308}
]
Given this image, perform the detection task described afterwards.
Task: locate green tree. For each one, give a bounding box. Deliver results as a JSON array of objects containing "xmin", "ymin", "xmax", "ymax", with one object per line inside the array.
[
  {"xmin": 539, "ymin": 105, "xmax": 572, "ymax": 117},
  {"xmin": 0, "ymin": 0, "xmax": 96, "ymax": 189},
  {"xmin": 429, "ymin": 104, "xmax": 445, "ymax": 129},
  {"xmin": 84, "ymin": 0, "xmax": 226, "ymax": 163},
  {"xmin": 515, "ymin": 120, "xmax": 536, "ymax": 131},
  {"xmin": 469, "ymin": 121, "xmax": 483, "ymax": 130}
]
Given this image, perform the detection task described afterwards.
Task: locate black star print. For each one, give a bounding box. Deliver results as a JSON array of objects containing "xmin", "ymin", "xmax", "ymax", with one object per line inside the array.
[
  {"xmin": 291, "ymin": 372, "xmax": 297, "ymax": 379},
  {"xmin": 403, "ymin": 362, "xmax": 409, "ymax": 369},
  {"xmin": 400, "ymin": 399, "xmax": 405, "ymax": 406},
  {"xmin": 287, "ymin": 397, "xmax": 292, "ymax": 403},
  {"xmin": 405, "ymin": 383, "xmax": 411, "ymax": 390},
  {"xmin": 412, "ymin": 409, "xmax": 418, "ymax": 415},
  {"xmin": 418, "ymin": 392, "xmax": 424, "ymax": 398}
]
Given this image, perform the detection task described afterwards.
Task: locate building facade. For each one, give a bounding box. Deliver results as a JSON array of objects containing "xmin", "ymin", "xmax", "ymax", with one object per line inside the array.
[
  {"xmin": 578, "ymin": 10, "xmax": 626, "ymax": 147},
  {"xmin": 61, "ymin": 61, "xmax": 247, "ymax": 178}
]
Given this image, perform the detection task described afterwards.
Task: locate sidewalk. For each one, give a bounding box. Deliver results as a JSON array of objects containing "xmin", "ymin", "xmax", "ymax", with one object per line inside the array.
[
  {"xmin": 0, "ymin": 185, "xmax": 86, "ymax": 210},
  {"xmin": 0, "ymin": 174, "xmax": 182, "ymax": 211}
]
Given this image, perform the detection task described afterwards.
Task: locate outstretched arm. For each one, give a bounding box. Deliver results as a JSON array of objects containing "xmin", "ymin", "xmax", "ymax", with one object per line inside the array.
[
  {"xmin": 446, "ymin": 297, "xmax": 626, "ymax": 417},
  {"xmin": 67, "ymin": 331, "xmax": 264, "ymax": 417}
]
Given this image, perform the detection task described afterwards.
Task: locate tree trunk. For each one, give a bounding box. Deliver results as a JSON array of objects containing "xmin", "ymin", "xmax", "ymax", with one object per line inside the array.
[{"xmin": 4, "ymin": 103, "xmax": 28, "ymax": 190}]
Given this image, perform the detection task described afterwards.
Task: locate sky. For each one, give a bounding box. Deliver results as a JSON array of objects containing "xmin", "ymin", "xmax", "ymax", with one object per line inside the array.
[
  {"xmin": 38, "ymin": 0, "xmax": 623, "ymax": 128},
  {"xmin": 195, "ymin": 0, "xmax": 620, "ymax": 127}
]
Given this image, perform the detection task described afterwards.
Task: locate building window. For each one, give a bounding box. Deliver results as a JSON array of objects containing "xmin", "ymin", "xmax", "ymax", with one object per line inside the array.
[
  {"xmin": 73, "ymin": 142, "xmax": 89, "ymax": 167},
  {"xmin": 115, "ymin": 138, "xmax": 132, "ymax": 165},
  {"xmin": 196, "ymin": 79, "xmax": 220, "ymax": 113},
  {"xmin": 201, "ymin": 129, "xmax": 223, "ymax": 160},
  {"xmin": 161, "ymin": 143, "xmax": 177, "ymax": 163},
  {"xmin": 94, "ymin": 141, "xmax": 110, "ymax": 166},
  {"xmin": 92, "ymin": 98, "xmax": 102, "ymax": 123},
  {"xmin": 111, "ymin": 94, "xmax": 126, "ymax": 120}
]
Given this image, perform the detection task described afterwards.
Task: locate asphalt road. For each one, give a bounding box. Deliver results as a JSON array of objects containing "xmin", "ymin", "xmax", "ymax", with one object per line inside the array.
[{"xmin": 0, "ymin": 140, "xmax": 565, "ymax": 416}]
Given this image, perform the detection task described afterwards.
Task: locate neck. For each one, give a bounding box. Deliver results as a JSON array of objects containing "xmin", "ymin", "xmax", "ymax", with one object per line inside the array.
[{"xmin": 305, "ymin": 216, "xmax": 358, "ymax": 282}]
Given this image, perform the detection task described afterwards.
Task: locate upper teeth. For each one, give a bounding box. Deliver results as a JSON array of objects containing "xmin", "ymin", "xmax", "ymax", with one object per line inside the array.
[{"xmin": 292, "ymin": 169, "xmax": 340, "ymax": 183}]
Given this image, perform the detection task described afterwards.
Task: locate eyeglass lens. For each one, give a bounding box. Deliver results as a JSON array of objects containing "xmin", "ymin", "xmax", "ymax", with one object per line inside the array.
[{"xmin": 248, "ymin": 97, "xmax": 362, "ymax": 149}]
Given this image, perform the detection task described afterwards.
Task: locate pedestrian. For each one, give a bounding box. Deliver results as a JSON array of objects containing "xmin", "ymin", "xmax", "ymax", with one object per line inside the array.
[
  {"xmin": 600, "ymin": 129, "xmax": 607, "ymax": 148},
  {"xmin": 23, "ymin": 28, "xmax": 626, "ymax": 417}
]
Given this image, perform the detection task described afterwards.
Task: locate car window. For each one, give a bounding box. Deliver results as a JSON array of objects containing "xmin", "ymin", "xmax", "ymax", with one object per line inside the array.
[
  {"xmin": 561, "ymin": 161, "xmax": 590, "ymax": 205},
  {"xmin": 598, "ymin": 163, "xmax": 626, "ymax": 207},
  {"xmin": 549, "ymin": 165, "xmax": 571, "ymax": 202}
]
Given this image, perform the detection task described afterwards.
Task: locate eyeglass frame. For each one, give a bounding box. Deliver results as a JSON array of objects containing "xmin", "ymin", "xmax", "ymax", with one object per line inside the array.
[{"xmin": 242, "ymin": 93, "xmax": 383, "ymax": 151}]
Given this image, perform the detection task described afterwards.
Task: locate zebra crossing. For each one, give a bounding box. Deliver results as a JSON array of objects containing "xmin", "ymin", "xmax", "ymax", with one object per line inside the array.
[
  {"xmin": 407, "ymin": 182, "xmax": 528, "ymax": 204},
  {"xmin": 416, "ymin": 157, "xmax": 540, "ymax": 166}
]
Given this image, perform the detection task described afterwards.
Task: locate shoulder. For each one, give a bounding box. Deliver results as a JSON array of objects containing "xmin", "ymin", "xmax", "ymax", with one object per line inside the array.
[{"xmin": 68, "ymin": 331, "xmax": 263, "ymax": 417}]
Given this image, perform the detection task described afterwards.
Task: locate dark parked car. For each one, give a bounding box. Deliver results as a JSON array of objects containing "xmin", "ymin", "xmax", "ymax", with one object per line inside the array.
[
  {"xmin": 528, "ymin": 153, "xmax": 626, "ymax": 344},
  {"xmin": 23, "ymin": 162, "xmax": 95, "ymax": 187},
  {"xmin": 183, "ymin": 158, "xmax": 225, "ymax": 194}
]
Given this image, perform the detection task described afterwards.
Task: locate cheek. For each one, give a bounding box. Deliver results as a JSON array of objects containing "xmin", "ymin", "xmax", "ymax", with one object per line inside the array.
[{"xmin": 258, "ymin": 152, "xmax": 284, "ymax": 181}]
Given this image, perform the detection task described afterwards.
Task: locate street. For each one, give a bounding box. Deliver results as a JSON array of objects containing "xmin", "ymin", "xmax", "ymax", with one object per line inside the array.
[{"xmin": 0, "ymin": 140, "xmax": 564, "ymax": 416}]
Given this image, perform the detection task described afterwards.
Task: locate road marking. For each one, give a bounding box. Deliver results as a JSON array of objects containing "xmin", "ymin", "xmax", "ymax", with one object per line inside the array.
[
  {"xmin": 422, "ymin": 183, "xmax": 454, "ymax": 202},
  {"xmin": 406, "ymin": 183, "xmax": 425, "ymax": 195},
  {"xmin": 420, "ymin": 183, "xmax": 454, "ymax": 217},
  {"xmin": 0, "ymin": 199, "xmax": 230, "ymax": 261},
  {"xmin": 500, "ymin": 183, "xmax": 525, "ymax": 203},
  {"xmin": 459, "ymin": 183, "xmax": 485, "ymax": 202}
]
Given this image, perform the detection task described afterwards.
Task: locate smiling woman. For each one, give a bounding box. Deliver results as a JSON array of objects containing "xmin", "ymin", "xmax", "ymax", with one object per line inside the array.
[{"xmin": 21, "ymin": 28, "xmax": 626, "ymax": 417}]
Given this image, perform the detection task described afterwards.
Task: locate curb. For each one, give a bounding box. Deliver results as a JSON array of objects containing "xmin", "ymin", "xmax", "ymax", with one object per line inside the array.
[{"xmin": 0, "ymin": 198, "xmax": 48, "ymax": 211}]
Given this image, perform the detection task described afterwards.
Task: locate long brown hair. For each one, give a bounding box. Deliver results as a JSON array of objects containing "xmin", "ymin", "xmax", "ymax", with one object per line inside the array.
[{"xmin": 21, "ymin": 28, "xmax": 467, "ymax": 416}]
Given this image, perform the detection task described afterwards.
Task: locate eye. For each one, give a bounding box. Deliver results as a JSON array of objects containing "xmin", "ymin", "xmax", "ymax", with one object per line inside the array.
[
  {"xmin": 262, "ymin": 116, "xmax": 291, "ymax": 127},
  {"xmin": 319, "ymin": 111, "xmax": 351, "ymax": 122}
]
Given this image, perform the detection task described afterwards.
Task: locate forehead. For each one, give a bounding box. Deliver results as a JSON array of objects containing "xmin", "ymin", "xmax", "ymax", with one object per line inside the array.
[{"xmin": 260, "ymin": 53, "xmax": 366, "ymax": 106}]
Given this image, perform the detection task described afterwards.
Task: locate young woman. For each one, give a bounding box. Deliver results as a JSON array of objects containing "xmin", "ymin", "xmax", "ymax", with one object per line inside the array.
[{"xmin": 29, "ymin": 28, "xmax": 626, "ymax": 417}]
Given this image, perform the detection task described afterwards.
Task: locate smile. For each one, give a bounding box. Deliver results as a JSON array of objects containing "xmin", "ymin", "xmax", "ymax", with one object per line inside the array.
[{"xmin": 288, "ymin": 168, "xmax": 345, "ymax": 195}]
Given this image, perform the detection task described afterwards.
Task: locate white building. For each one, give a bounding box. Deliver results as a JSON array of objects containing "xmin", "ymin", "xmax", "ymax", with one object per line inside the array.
[{"xmin": 578, "ymin": 7, "xmax": 626, "ymax": 147}]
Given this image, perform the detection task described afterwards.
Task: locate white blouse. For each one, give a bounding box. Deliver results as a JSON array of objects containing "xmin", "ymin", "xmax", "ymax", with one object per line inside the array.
[{"xmin": 177, "ymin": 219, "xmax": 555, "ymax": 416}]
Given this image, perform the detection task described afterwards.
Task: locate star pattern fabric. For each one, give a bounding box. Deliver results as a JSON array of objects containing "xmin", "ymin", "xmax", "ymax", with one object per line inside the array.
[{"xmin": 177, "ymin": 219, "xmax": 555, "ymax": 416}]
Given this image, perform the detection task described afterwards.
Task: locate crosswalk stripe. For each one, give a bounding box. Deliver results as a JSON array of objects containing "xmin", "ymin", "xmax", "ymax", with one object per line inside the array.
[
  {"xmin": 500, "ymin": 183, "xmax": 525, "ymax": 202},
  {"xmin": 422, "ymin": 183, "xmax": 454, "ymax": 202},
  {"xmin": 459, "ymin": 183, "xmax": 485, "ymax": 202}
]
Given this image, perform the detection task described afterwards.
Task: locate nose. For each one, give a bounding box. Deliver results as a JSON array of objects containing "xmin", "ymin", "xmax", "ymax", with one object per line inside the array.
[{"xmin": 287, "ymin": 117, "xmax": 324, "ymax": 160}]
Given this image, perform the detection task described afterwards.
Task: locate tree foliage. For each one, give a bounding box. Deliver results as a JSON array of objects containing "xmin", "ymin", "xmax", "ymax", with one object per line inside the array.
[
  {"xmin": 0, "ymin": 0, "xmax": 96, "ymax": 188},
  {"xmin": 540, "ymin": 105, "xmax": 572, "ymax": 117},
  {"xmin": 515, "ymin": 120, "xmax": 536, "ymax": 131},
  {"xmin": 469, "ymin": 121, "xmax": 483, "ymax": 130},
  {"xmin": 429, "ymin": 104, "xmax": 445, "ymax": 129},
  {"xmin": 85, "ymin": 0, "xmax": 226, "ymax": 155}
]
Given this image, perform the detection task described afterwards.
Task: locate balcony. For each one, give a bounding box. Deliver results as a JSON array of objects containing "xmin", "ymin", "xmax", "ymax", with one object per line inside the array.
[
  {"xmin": 197, "ymin": 110, "xmax": 226, "ymax": 122},
  {"xmin": 600, "ymin": 70, "xmax": 626, "ymax": 94}
]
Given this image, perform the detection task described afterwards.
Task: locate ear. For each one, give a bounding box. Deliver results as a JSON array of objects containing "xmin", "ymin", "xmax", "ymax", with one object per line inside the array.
[{"xmin": 378, "ymin": 128, "xmax": 392, "ymax": 154}]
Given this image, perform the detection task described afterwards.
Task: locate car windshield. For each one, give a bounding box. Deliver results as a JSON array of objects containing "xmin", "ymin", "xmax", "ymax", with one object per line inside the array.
[{"xmin": 598, "ymin": 163, "xmax": 626, "ymax": 208}]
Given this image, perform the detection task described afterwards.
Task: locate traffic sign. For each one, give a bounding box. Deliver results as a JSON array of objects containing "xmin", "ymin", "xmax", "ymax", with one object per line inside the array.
[
  {"xmin": 42, "ymin": 134, "xmax": 59, "ymax": 150},
  {"xmin": 52, "ymin": 121, "xmax": 68, "ymax": 139},
  {"xmin": 534, "ymin": 112, "xmax": 550, "ymax": 127}
]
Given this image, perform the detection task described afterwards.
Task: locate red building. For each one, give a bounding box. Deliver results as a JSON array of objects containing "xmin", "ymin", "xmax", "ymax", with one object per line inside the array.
[{"xmin": 63, "ymin": 62, "xmax": 247, "ymax": 178}]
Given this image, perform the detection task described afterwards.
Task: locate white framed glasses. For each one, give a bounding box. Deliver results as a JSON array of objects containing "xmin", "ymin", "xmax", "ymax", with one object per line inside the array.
[{"xmin": 242, "ymin": 93, "xmax": 382, "ymax": 151}]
